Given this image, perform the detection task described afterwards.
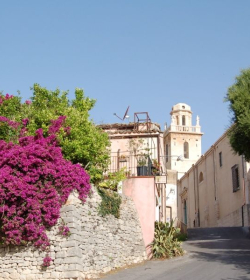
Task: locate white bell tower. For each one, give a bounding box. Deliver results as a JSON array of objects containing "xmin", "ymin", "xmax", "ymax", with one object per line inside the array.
[{"xmin": 163, "ymin": 103, "xmax": 203, "ymax": 179}]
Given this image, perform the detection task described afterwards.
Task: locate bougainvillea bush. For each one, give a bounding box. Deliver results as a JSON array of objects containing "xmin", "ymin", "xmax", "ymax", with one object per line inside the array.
[
  {"xmin": 0, "ymin": 116, "xmax": 91, "ymax": 265},
  {"xmin": 0, "ymin": 86, "xmax": 111, "ymax": 184}
]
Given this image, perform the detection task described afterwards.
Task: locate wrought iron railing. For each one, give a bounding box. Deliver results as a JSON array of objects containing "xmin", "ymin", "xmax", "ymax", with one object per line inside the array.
[{"xmin": 107, "ymin": 149, "xmax": 162, "ymax": 177}]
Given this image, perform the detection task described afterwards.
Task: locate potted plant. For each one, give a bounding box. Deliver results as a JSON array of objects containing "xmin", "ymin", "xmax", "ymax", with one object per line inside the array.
[
  {"xmin": 127, "ymin": 138, "xmax": 150, "ymax": 176},
  {"xmin": 125, "ymin": 170, "xmax": 131, "ymax": 177},
  {"xmin": 136, "ymin": 153, "xmax": 148, "ymax": 176},
  {"xmin": 119, "ymin": 154, "xmax": 127, "ymax": 162},
  {"xmin": 151, "ymin": 159, "xmax": 161, "ymax": 176}
]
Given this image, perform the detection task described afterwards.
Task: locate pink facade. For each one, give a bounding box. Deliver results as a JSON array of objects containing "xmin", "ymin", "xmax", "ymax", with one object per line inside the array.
[
  {"xmin": 98, "ymin": 122, "xmax": 165, "ymax": 176},
  {"xmin": 122, "ymin": 177, "xmax": 155, "ymax": 255}
]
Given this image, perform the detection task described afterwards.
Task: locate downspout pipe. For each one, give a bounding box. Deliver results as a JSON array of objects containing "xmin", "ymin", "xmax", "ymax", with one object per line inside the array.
[
  {"xmin": 196, "ymin": 165, "xmax": 200, "ymax": 227},
  {"xmin": 241, "ymin": 155, "xmax": 247, "ymax": 227},
  {"xmin": 193, "ymin": 165, "xmax": 197, "ymax": 227}
]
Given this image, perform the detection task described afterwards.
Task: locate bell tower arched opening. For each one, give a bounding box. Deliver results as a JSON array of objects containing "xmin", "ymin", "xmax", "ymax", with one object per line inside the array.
[{"xmin": 163, "ymin": 103, "xmax": 203, "ymax": 179}]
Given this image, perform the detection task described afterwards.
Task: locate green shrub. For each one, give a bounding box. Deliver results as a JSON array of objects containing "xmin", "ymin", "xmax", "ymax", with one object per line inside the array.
[
  {"xmin": 176, "ymin": 232, "xmax": 187, "ymax": 242},
  {"xmin": 148, "ymin": 221, "xmax": 184, "ymax": 259},
  {"xmin": 98, "ymin": 168, "xmax": 126, "ymax": 191},
  {"xmin": 0, "ymin": 85, "xmax": 111, "ymax": 184},
  {"xmin": 97, "ymin": 169, "xmax": 126, "ymax": 218},
  {"xmin": 97, "ymin": 187, "xmax": 122, "ymax": 218}
]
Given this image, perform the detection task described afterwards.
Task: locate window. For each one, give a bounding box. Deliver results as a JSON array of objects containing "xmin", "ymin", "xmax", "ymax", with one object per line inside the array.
[
  {"xmin": 199, "ymin": 172, "xmax": 204, "ymax": 183},
  {"xmin": 182, "ymin": 115, "xmax": 186, "ymax": 126},
  {"xmin": 183, "ymin": 200, "xmax": 187, "ymax": 224},
  {"xmin": 219, "ymin": 152, "xmax": 222, "ymax": 167},
  {"xmin": 166, "ymin": 144, "xmax": 169, "ymax": 163},
  {"xmin": 232, "ymin": 164, "xmax": 240, "ymax": 192},
  {"xmin": 184, "ymin": 142, "xmax": 189, "ymax": 159}
]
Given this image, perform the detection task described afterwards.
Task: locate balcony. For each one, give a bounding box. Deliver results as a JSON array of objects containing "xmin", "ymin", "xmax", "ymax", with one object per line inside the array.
[
  {"xmin": 165, "ymin": 124, "xmax": 201, "ymax": 134},
  {"xmin": 107, "ymin": 150, "xmax": 164, "ymax": 177}
]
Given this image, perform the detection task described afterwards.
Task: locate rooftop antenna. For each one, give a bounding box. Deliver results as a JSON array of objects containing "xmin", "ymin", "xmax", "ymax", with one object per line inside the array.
[{"xmin": 114, "ymin": 106, "xmax": 130, "ymax": 121}]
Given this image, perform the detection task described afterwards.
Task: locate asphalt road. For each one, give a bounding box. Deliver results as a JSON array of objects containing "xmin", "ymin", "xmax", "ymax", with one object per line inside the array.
[{"xmin": 101, "ymin": 227, "xmax": 250, "ymax": 280}]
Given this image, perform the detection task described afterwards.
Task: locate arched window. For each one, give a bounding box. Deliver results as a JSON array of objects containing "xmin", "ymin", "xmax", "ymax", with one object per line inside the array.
[
  {"xmin": 184, "ymin": 142, "xmax": 189, "ymax": 159},
  {"xmin": 199, "ymin": 172, "xmax": 204, "ymax": 183},
  {"xmin": 182, "ymin": 115, "xmax": 186, "ymax": 126}
]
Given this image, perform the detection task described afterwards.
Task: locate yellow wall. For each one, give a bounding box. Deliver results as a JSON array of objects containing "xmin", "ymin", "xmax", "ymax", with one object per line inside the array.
[{"xmin": 178, "ymin": 132, "xmax": 249, "ymax": 228}]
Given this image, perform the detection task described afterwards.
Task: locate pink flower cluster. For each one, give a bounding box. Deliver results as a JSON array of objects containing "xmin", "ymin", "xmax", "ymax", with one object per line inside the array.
[
  {"xmin": 42, "ymin": 255, "xmax": 52, "ymax": 267},
  {"xmin": 0, "ymin": 116, "xmax": 20, "ymax": 130},
  {"xmin": 0, "ymin": 94, "xmax": 13, "ymax": 104},
  {"xmin": 48, "ymin": 116, "xmax": 66, "ymax": 135},
  {"xmin": 58, "ymin": 225, "xmax": 70, "ymax": 237},
  {"xmin": 0, "ymin": 117, "xmax": 91, "ymax": 263}
]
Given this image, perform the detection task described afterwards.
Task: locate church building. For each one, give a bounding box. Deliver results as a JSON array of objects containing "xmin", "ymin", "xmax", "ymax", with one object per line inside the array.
[{"xmin": 163, "ymin": 103, "xmax": 203, "ymax": 179}]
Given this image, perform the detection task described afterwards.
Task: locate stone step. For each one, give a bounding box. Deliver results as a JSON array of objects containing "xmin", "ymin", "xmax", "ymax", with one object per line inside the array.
[{"xmin": 187, "ymin": 227, "xmax": 250, "ymax": 240}]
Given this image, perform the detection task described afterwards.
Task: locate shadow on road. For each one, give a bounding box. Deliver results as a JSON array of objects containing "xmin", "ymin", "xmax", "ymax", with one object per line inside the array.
[
  {"xmin": 183, "ymin": 227, "xmax": 250, "ymax": 278},
  {"xmin": 221, "ymin": 277, "xmax": 250, "ymax": 280},
  {"xmin": 189, "ymin": 248, "xmax": 250, "ymax": 274},
  {"xmin": 101, "ymin": 227, "xmax": 250, "ymax": 280}
]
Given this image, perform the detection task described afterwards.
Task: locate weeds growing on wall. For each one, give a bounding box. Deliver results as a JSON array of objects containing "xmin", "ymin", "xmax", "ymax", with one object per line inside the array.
[
  {"xmin": 97, "ymin": 187, "xmax": 122, "ymax": 219},
  {"xmin": 97, "ymin": 169, "xmax": 125, "ymax": 218},
  {"xmin": 148, "ymin": 221, "xmax": 184, "ymax": 259}
]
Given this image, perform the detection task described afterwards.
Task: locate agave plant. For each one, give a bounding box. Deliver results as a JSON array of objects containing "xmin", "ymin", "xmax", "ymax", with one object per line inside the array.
[{"xmin": 147, "ymin": 220, "xmax": 184, "ymax": 259}]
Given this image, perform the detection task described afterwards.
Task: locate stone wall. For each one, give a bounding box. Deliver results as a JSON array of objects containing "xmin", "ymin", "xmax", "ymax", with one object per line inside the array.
[
  {"xmin": 217, "ymin": 207, "xmax": 242, "ymax": 227},
  {"xmin": 217, "ymin": 204, "xmax": 250, "ymax": 227},
  {"xmin": 0, "ymin": 188, "xmax": 147, "ymax": 280}
]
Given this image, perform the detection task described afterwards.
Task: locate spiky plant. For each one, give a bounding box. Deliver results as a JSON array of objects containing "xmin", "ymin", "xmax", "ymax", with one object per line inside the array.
[{"xmin": 148, "ymin": 220, "xmax": 184, "ymax": 259}]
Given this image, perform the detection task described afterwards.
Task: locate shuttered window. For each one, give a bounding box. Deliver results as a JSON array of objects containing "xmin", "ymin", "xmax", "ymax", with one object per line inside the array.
[
  {"xmin": 184, "ymin": 142, "xmax": 189, "ymax": 159},
  {"xmin": 231, "ymin": 164, "xmax": 240, "ymax": 192},
  {"xmin": 219, "ymin": 152, "xmax": 222, "ymax": 167},
  {"xmin": 166, "ymin": 144, "xmax": 169, "ymax": 163},
  {"xmin": 199, "ymin": 172, "xmax": 204, "ymax": 183}
]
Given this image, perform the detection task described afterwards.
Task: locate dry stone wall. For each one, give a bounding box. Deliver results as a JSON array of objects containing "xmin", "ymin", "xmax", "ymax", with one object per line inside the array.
[{"xmin": 0, "ymin": 188, "xmax": 147, "ymax": 280}]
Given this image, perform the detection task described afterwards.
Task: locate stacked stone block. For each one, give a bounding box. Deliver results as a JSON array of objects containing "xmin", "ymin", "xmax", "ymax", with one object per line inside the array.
[{"xmin": 0, "ymin": 188, "xmax": 147, "ymax": 280}]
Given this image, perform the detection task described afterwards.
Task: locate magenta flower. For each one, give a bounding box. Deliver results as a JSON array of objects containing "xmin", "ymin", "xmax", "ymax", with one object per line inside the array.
[
  {"xmin": 5, "ymin": 94, "xmax": 13, "ymax": 100},
  {"xmin": 22, "ymin": 118, "xmax": 29, "ymax": 126},
  {"xmin": 58, "ymin": 225, "xmax": 70, "ymax": 236},
  {"xmin": 42, "ymin": 255, "xmax": 52, "ymax": 267},
  {"xmin": 0, "ymin": 116, "xmax": 91, "ymax": 266}
]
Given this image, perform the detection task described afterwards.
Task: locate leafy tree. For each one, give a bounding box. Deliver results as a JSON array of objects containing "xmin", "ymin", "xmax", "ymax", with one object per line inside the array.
[
  {"xmin": 225, "ymin": 68, "xmax": 250, "ymax": 160},
  {"xmin": 0, "ymin": 93, "xmax": 22, "ymax": 119},
  {"xmin": 0, "ymin": 84, "xmax": 110, "ymax": 182},
  {"xmin": 0, "ymin": 94, "xmax": 24, "ymax": 143}
]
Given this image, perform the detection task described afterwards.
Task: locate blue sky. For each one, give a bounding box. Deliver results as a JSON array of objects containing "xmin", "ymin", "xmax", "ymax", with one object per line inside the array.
[{"xmin": 1, "ymin": 1, "xmax": 250, "ymax": 153}]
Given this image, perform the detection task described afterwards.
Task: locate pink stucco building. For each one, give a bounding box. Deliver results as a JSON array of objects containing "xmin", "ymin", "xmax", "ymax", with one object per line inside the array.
[{"xmin": 98, "ymin": 112, "xmax": 181, "ymax": 248}]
